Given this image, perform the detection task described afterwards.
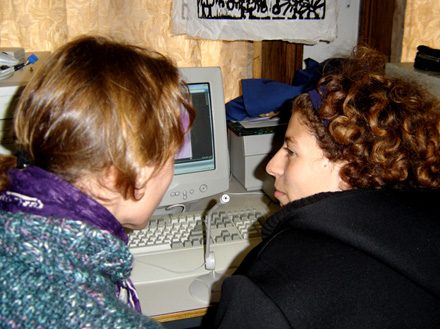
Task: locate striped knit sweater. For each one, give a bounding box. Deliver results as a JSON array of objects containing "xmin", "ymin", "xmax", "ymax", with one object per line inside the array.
[{"xmin": 0, "ymin": 211, "xmax": 163, "ymax": 329}]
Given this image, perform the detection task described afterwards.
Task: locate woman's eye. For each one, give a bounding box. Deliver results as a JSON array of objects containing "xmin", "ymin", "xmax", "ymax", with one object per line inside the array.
[{"xmin": 283, "ymin": 147, "xmax": 296, "ymax": 156}]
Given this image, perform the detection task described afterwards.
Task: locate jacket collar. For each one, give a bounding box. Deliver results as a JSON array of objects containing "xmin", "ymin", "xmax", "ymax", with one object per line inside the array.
[{"xmin": 262, "ymin": 188, "xmax": 440, "ymax": 299}]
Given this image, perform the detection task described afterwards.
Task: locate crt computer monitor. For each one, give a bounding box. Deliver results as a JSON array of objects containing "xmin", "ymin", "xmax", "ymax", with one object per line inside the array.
[{"xmin": 157, "ymin": 67, "xmax": 230, "ymax": 209}]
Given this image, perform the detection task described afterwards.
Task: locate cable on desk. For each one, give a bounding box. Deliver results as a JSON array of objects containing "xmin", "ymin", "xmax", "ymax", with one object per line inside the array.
[
  {"xmin": 227, "ymin": 191, "xmax": 265, "ymax": 196},
  {"xmin": 0, "ymin": 53, "xmax": 39, "ymax": 81},
  {"xmin": 165, "ymin": 203, "xmax": 186, "ymax": 213}
]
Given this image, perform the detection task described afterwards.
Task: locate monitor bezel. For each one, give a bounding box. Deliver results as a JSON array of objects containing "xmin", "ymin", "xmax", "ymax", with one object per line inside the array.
[{"xmin": 156, "ymin": 67, "xmax": 230, "ymax": 209}]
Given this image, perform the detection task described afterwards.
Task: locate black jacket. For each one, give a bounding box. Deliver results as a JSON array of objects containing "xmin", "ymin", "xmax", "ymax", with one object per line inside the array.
[{"xmin": 213, "ymin": 189, "xmax": 440, "ymax": 328}]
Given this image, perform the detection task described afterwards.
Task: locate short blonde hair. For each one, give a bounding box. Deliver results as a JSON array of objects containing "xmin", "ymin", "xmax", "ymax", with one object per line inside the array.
[{"xmin": 11, "ymin": 35, "xmax": 195, "ymax": 198}]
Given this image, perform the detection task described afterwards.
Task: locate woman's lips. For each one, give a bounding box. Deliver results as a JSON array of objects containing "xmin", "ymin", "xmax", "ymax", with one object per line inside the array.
[{"xmin": 273, "ymin": 189, "xmax": 285, "ymax": 200}]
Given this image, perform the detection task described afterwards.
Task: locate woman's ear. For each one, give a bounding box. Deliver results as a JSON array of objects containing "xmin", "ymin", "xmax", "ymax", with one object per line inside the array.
[
  {"xmin": 133, "ymin": 165, "xmax": 155, "ymax": 199},
  {"xmin": 100, "ymin": 165, "xmax": 120, "ymax": 191}
]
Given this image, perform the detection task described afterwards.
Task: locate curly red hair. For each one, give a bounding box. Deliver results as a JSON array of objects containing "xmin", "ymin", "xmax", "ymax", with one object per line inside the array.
[{"xmin": 295, "ymin": 46, "xmax": 440, "ymax": 189}]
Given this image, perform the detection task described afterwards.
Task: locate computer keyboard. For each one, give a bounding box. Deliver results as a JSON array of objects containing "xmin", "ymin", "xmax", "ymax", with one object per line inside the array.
[{"xmin": 128, "ymin": 208, "xmax": 264, "ymax": 255}]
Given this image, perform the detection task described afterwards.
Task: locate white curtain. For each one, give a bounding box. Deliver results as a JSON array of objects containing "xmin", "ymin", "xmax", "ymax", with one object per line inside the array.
[
  {"xmin": 401, "ymin": 0, "xmax": 440, "ymax": 62},
  {"xmin": 0, "ymin": 0, "xmax": 253, "ymax": 101}
]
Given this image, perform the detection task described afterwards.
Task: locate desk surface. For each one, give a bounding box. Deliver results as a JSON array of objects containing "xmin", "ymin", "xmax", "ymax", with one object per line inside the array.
[{"xmin": 153, "ymin": 307, "xmax": 208, "ymax": 323}]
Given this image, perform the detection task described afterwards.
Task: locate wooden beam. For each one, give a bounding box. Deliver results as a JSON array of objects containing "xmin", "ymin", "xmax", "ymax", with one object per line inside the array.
[
  {"xmin": 358, "ymin": 0, "xmax": 398, "ymax": 61},
  {"xmin": 256, "ymin": 41, "xmax": 303, "ymax": 84}
]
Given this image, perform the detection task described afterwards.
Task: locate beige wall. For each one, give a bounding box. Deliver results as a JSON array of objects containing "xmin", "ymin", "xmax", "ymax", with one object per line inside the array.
[{"xmin": 401, "ymin": 0, "xmax": 440, "ymax": 62}]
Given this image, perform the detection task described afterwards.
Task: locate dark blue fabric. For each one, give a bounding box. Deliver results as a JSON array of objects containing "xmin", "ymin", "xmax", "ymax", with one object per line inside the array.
[
  {"xmin": 226, "ymin": 58, "xmax": 323, "ymax": 121},
  {"xmin": 292, "ymin": 58, "xmax": 322, "ymax": 92}
]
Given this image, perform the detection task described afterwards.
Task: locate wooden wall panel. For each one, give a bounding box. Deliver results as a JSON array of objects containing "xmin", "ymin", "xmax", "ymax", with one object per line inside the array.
[
  {"xmin": 358, "ymin": 0, "xmax": 401, "ymax": 62},
  {"xmin": 255, "ymin": 41, "xmax": 303, "ymax": 84}
]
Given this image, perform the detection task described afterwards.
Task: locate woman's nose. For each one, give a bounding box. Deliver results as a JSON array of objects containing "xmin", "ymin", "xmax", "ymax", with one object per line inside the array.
[{"xmin": 266, "ymin": 149, "xmax": 283, "ymax": 177}]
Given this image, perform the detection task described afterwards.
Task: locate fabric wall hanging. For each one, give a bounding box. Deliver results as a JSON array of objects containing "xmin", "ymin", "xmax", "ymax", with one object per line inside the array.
[{"xmin": 172, "ymin": 0, "xmax": 338, "ymax": 44}]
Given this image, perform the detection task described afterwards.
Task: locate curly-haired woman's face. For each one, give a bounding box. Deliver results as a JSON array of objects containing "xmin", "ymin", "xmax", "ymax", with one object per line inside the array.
[{"xmin": 266, "ymin": 111, "xmax": 344, "ymax": 205}]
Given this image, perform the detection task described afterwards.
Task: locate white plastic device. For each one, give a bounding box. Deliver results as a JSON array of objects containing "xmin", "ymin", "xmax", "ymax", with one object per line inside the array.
[
  {"xmin": 0, "ymin": 52, "xmax": 19, "ymax": 66},
  {"xmin": 204, "ymin": 194, "xmax": 231, "ymax": 270},
  {"xmin": 189, "ymin": 194, "xmax": 231, "ymax": 303}
]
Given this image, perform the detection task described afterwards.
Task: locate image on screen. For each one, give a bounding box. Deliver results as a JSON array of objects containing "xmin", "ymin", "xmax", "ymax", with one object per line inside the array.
[{"xmin": 174, "ymin": 83, "xmax": 215, "ymax": 175}]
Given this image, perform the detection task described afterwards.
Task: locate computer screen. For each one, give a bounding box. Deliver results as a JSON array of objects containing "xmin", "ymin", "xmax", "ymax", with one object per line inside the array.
[{"xmin": 157, "ymin": 67, "xmax": 229, "ymax": 209}]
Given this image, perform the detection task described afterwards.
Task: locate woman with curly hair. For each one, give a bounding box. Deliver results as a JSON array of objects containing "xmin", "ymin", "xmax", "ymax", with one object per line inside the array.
[{"xmin": 213, "ymin": 47, "xmax": 440, "ymax": 328}]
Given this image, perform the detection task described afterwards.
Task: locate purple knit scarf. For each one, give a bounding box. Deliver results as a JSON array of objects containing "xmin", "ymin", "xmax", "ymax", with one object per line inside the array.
[{"xmin": 0, "ymin": 165, "xmax": 141, "ymax": 312}]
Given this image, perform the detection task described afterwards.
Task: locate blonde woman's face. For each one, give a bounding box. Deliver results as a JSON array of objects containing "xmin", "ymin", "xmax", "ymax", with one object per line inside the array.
[{"xmin": 266, "ymin": 112, "xmax": 343, "ymax": 206}]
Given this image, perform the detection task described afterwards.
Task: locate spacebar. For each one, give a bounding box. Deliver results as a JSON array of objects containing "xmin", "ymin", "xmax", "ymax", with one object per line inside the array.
[{"xmin": 130, "ymin": 243, "xmax": 171, "ymax": 254}]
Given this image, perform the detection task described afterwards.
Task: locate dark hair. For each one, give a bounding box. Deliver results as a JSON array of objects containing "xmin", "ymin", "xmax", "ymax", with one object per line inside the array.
[
  {"xmin": 0, "ymin": 35, "xmax": 195, "ymax": 198},
  {"xmin": 295, "ymin": 46, "xmax": 440, "ymax": 189}
]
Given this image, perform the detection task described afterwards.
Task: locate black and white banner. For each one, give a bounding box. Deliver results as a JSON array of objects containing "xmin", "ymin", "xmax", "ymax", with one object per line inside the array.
[{"xmin": 172, "ymin": 0, "xmax": 338, "ymax": 44}]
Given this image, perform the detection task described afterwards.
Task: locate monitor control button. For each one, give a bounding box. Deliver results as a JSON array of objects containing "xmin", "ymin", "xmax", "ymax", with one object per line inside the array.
[{"xmin": 199, "ymin": 184, "xmax": 208, "ymax": 192}]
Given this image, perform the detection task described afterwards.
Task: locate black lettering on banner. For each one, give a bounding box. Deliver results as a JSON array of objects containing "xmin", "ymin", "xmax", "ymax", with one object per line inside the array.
[{"xmin": 197, "ymin": 0, "xmax": 326, "ymax": 20}]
